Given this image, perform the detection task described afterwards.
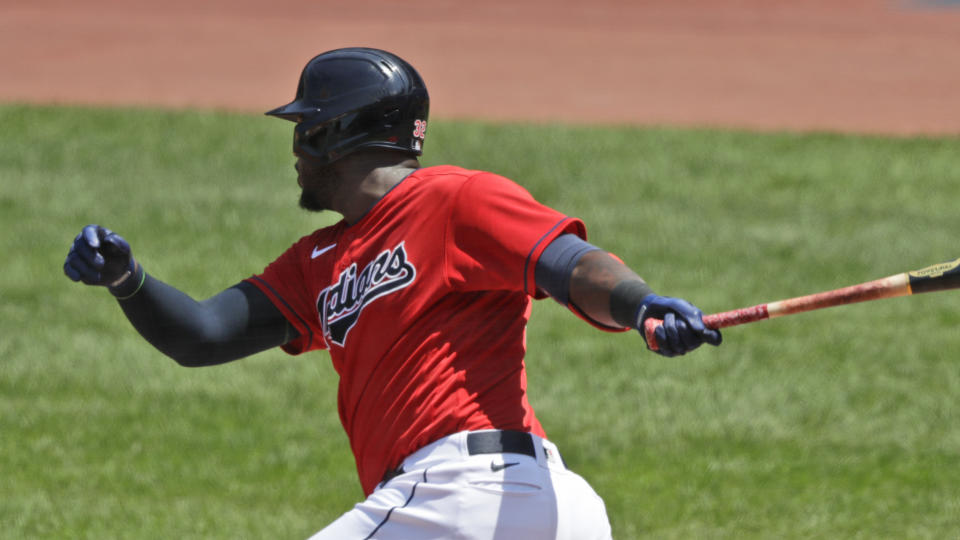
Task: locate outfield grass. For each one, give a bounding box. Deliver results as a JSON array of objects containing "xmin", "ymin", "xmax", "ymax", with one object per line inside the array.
[{"xmin": 1, "ymin": 104, "xmax": 958, "ymax": 539}]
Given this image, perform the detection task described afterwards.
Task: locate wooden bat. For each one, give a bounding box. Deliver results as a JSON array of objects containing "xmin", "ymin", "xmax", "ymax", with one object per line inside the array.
[{"xmin": 643, "ymin": 257, "xmax": 960, "ymax": 351}]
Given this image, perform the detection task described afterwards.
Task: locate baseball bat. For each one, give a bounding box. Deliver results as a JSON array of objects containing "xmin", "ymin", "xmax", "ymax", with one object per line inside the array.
[{"xmin": 643, "ymin": 257, "xmax": 960, "ymax": 351}]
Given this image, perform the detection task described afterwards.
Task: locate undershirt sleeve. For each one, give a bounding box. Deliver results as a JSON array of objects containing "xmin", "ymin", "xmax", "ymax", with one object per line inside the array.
[
  {"xmin": 245, "ymin": 237, "xmax": 323, "ymax": 355},
  {"xmin": 534, "ymin": 233, "xmax": 601, "ymax": 306},
  {"xmin": 117, "ymin": 278, "xmax": 296, "ymax": 366}
]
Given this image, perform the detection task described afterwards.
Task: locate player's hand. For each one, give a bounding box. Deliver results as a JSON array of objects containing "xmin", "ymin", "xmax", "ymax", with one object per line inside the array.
[
  {"xmin": 64, "ymin": 224, "xmax": 138, "ymax": 292},
  {"xmin": 637, "ymin": 294, "xmax": 722, "ymax": 357}
]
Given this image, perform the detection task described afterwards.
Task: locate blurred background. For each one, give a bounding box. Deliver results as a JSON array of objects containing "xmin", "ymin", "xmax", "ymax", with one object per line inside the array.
[{"xmin": 2, "ymin": 0, "xmax": 959, "ymax": 134}]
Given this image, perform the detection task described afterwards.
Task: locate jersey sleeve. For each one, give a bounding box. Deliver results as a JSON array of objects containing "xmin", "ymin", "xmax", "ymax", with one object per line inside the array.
[
  {"xmin": 443, "ymin": 172, "xmax": 586, "ymax": 297},
  {"xmin": 245, "ymin": 239, "xmax": 325, "ymax": 355}
]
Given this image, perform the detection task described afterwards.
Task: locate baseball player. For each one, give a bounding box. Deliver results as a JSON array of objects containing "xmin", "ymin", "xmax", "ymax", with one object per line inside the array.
[{"xmin": 63, "ymin": 48, "xmax": 721, "ymax": 539}]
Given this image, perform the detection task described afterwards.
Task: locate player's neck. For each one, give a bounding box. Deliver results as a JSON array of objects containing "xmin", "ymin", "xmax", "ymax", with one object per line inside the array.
[{"xmin": 334, "ymin": 154, "xmax": 420, "ymax": 224}]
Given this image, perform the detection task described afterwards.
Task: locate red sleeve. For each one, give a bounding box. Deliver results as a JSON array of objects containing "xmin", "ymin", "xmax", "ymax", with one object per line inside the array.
[
  {"xmin": 245, "ymin": 239, "xmax": 325, "ymax": 355},
  {"xmin": 443, "ymin": 172, "xmax": 585, "ymax": 297}
]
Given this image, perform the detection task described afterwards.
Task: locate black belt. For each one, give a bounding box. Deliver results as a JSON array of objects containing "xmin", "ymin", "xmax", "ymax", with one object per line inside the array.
[{"xmin": 381, "ymin": 430, "xmax": 537, "ymax": 484}]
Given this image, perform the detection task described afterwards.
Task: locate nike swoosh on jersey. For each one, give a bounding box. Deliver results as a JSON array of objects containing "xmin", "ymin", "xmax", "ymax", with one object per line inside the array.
[
  {"xmin": 490, "ymin": 461, "xmax": 521, "ymax": 472},
  {"xmin": 311, "ymin": 243, "xmax": 337, "ymax": 259}
]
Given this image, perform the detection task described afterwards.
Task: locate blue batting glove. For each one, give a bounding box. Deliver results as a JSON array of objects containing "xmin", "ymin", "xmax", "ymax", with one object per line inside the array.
[
  {"xmin": 637, "ymin": 294, "xmax": 722, "ymax": 357},
  {"xmin": 64, "ymin": 224, "xmax": 140, "ymax": 295}
]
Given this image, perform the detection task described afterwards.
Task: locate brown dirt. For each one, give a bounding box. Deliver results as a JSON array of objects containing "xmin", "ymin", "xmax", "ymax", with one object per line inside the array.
[{"xmin": 2, "ymin": 0, "xmax": 959, "ymax": 135}]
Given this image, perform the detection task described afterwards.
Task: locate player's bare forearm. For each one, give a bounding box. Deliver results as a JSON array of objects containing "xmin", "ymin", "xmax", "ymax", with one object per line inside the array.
[
  {"xmin": 566, "ymin": 249, "xmax": 721, "ymax": 356},
  {"xmin": 568, "ymin": 250, "xmax": 649, "ymax": 328}
]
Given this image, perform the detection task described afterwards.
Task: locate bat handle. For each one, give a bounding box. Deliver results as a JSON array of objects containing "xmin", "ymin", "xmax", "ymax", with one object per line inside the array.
[
  {"xmin": 642, "ymin": 317, "xmax": 662, "ymax": 350},
  {"xmin": 642, "ymin": 309, "xmax": 762, "ymax": 351},
  {"xmin": 642, "ymin": 316, "xmax": 717, "ymax": 352}
]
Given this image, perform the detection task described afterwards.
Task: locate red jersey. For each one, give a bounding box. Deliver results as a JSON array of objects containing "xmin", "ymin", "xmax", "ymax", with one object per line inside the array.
[{"xmin": 247, "ymin": 165, "xmax": 586, "ymax": 495}]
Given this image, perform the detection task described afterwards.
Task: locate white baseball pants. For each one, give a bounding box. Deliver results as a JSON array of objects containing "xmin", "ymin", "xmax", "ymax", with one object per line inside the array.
[{"xmin": 308, "ymin": 430, "xmax": 613, "ymax": 539}]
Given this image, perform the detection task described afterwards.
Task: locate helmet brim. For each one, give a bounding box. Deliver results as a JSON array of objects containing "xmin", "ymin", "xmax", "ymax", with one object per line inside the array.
[{"xmin": 264, "ymin": 100, "xmax": 319, "ymax": 121}]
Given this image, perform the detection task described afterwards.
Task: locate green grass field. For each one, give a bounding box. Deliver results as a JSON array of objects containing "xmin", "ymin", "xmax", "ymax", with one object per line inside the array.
[{"xmin": 2, "ymin": 103, "xmax": 959, "ymax": 539}]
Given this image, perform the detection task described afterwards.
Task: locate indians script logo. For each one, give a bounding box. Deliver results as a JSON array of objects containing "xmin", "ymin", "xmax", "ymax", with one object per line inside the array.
[{"xmin": 317, "ymin": 242, "xmax": 416, "ymax": 347}]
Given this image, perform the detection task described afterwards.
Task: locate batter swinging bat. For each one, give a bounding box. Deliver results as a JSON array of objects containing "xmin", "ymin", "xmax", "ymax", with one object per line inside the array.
[{"xmin": 644, "ymin": 257, "xmax": 960, "ymax": 351}]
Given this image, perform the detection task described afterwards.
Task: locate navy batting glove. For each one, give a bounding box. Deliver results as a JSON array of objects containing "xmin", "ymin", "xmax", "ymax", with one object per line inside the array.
[
  {"xmin": 637, "ymin": 294, "xmax": 722, "ymax": 357},
  {"xmin": 64, "ymin": 224, "xmax": 143, "ymax": 297}
]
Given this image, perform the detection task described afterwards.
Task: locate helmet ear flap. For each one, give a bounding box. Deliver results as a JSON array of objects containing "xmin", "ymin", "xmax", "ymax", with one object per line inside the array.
[{"xmin": 384, "ymin": 107, "xmax": 401, "ymax": 122}]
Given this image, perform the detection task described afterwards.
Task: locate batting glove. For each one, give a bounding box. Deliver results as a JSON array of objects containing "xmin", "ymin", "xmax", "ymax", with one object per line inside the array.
[
  {"xmin": 637, "ymin": 294, "xmax": 722, "ymax": 357},
  {"xmin": 64, "ymin": 224, "xmax": 143, "ymax": 298}
]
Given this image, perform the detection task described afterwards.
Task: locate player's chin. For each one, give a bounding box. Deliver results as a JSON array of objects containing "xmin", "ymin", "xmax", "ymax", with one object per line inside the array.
[
  {"xmin": 300, "ymin": 191, "xmax": 323, "ymax": 212},
  {"xmin": 298, "ymin": 190, "xmax": 326, "ymax": 213}
]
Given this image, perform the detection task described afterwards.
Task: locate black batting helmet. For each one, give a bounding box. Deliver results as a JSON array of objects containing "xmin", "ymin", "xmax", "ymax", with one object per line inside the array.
[{"xmin": 266, "ymin": 47, "xmax": 429, "ymax": 165}]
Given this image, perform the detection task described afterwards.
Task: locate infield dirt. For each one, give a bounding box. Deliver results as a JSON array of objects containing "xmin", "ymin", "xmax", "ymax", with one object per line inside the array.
[{"xmin": 1, "ymin": 0, "xmax": 958, "ymax": 135}]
